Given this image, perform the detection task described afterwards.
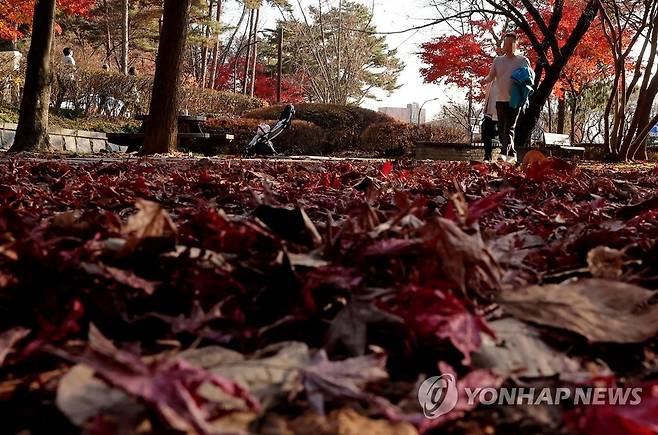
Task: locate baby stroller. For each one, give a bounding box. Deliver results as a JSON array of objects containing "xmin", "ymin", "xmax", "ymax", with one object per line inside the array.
[{"xmin": 245, "ymin": 104, "xmax": 295, "ymax": 156}]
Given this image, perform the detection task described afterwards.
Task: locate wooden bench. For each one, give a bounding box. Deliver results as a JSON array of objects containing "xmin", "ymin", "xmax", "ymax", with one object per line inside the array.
[
  {"xmin": 542, "ymin": 133, "xmax": 586, "ymax": 158},
  {"xmin": 106, "ymin": 115, "xmax": 211, "ymax": 152}
]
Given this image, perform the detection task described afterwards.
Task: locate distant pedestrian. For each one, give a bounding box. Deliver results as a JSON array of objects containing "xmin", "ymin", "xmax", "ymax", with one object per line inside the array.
[
  {"xmin": 127, "ymin": 66, "xmax": 141, "ymax": 115},
  {"xmin": 57, "ymin": 47, "xmax": 77, "ymax": 110},
  {"xmin": 481, "ymin": 33, "xmax": 530, "ymax": 164},
  {"xmin": 62, "ymin": 47, "xmax": 76, "ymax": 67}
]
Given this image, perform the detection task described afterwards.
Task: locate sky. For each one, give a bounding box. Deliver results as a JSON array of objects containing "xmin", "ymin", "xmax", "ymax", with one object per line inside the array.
[{"xmin": 224, "ymin": 0, "xmax": 454, "ymax": 120}]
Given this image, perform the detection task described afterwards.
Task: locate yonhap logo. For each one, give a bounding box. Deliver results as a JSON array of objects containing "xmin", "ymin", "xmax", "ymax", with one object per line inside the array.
[
  {"xmin": 417, "ymin": 374, "xmax": 459, "ymax": 419},
  {"xmin": 417, "ymin": 373, "xmax": 644, "ymax": 420}
]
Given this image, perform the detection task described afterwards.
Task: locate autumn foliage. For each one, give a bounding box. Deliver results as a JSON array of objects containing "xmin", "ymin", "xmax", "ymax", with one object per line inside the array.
[
  {"xmin": 2, "ymin": 157, "xmax": 658, "ymax": 433},
  {"xmin": 0, "ymin": 0, "xmax": 93, "ymax": 40},
  {"xmin": 419, "ymin": 1, "xmax": 614, "ymax": 99},
  {"xmin": 419, "ymin": 21, "xmax": 495, "ymax": 90},
  {"xmin": 0, "ymin": 0, "xmax": 33, "ymax": 40}
]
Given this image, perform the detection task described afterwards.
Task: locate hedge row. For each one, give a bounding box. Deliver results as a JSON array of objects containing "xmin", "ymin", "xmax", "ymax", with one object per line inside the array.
[
  {"xmin": 191, "ymin": 104, "xmax": 426, "ymax": 157},
  {"xmin": 2, "ymin": 67, "xmax": 267, "ymax": 119},
  {"xmin": 51, "ymin": 70, "xmax": 266, "ymax": 118},
  {"xmin": 244, "ymin": 103, "xmax": 402, "ymax": 154},
  {"xmin": 188, "ymin": 118, "xmax": 327, "ymax": 155}
]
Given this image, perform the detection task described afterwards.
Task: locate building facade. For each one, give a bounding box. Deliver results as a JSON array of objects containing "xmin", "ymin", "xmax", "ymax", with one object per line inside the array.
[{"xmin": 379, "ymin": 103, "xmax": 427, "ymax": 124}]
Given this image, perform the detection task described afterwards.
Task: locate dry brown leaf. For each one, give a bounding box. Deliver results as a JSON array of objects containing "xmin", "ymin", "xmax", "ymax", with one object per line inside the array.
[
  {"xmin": 0, "ymin": 327, "xmax": 30, "ymax": 367},
  {"xmin": 431, "ymin": 218, "xmax": 502, "ymax": 298},
  {"xmin": 499, "ymin": 279, "xmax": 658, "ymax": 343},
  {"xmin": 287, "ymin": 408, "xmax": 417, "ymax": 435},
  {"xmin": 587, "ymin": 246, "xmax": 625, "ymax": 279},
  {"xmin": 472, "ymin": 318, "xmax": 585, "ymax": 379},
  {"xmin": 121, "ymin": 199, "xmax": 177, "ymax": 253}
]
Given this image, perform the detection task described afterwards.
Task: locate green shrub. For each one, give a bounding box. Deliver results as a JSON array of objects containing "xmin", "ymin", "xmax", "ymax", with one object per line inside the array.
[
  {"xmin": 359, "ymin": 121, "xmax": 419, "ymax": 157},
  {"xmin": 244, "ymin": 103, "xmax": 396, "ymax": 152},
  {"xmin": 423, "ymin": 122, "xmax": 470, "ymax": 143},
  {"xmin": 188, "ymin": 118, "xmax": 327, "ymax": 155}
]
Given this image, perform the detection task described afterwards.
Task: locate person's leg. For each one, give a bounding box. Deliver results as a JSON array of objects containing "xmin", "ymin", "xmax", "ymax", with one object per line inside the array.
[
  {"xmin": 506, "ymin": 106, "xmax": 521, "ymax": 158},
  {"xmin": 496, "ymin": 102, "xmax": 511, "ymax": 157},
  {"xmin": 482, "ymin": 116, "xmax": 494, "ymax": 161}
]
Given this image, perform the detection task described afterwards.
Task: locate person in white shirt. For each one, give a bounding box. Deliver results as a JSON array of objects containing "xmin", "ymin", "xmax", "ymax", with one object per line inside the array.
[
  {"xmin": 57, "ymin": 47, "xmax": 77, "ymax": 110},
  {"xmin": 62, "ymin": 47, "xmax": 76, "ymax": 66},
  {"xmin": 481, "ymin": 33, "xmax": 530, "ymax": 163}
]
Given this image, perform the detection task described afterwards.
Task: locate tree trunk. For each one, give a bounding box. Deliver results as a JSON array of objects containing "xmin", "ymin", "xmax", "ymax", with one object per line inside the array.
[
  {"xmin": 218, "ymin": 4, "xmax": 246, "ymax": 87},
  {"xmin": 514, "ymin": 0, "xmax": 600, "ymax": 148},
  {"xmin": 121, "ymin": 0, "xmax": 129, "ymax": 74},
  {"xmin": 557, "ymin": 97, "xmax": 566, "ymax": 134},
  {"xmin": 209, "ymin": 0, "xmax": 223, "ymax": 89},
  {"xmin": 242, "ymin": 10, "xmax": 254, "ymax": 95},
  {"xmin": 141, "ymin": 0, "xmax": 192, "ymax": 155},
  {"xmin": 569, "ymin": 96, "xmax": 578, "ymax": 143},
  {"xmin": 276, "ymin": 26, "xmax": 283, "ymax": 103},
  {"xmin": 10, "ymin": 0, "xmax": 56, "ymax": 153},
  {"xmin": 200, "ymin": 0, "xmax": 214, "ymax": 88},
  {"xmin": 103, "ymin": 0, "xmax": 113, "ymax": 64},
  {"xmin": 250, "ymin": 8, "xmax": 260, "ymax": 97},
  {"xmin": 515, "ymin": 66, "xmax": 562, "ymax": 148}
]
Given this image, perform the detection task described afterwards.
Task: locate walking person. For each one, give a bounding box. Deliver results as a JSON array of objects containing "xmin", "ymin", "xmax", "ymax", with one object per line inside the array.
[
  {"xmin": 56, "ymin": 47, "xmax": 77, "ymax": 111},
  {"xmin": 481, "ymin": 33, "xmax": 530, "ymax": 163},
  {"xmin": 62, "ymin": 47, "xmax": 76, "ymax": 67},
  {"xmin": 481, "ymin": 81, "xmax": 499, "ymax": 162}
]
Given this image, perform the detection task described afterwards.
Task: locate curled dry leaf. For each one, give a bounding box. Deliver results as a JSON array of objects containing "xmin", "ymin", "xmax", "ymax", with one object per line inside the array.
[
  {"xmin": 302, "ymin": 349, "xmax": 390, "ymax": 415},
  {"xmin": 430, "ymin": 218, "xmax": 502, "ymax": 298},
  {"xmin": 0, "ymin": 327, "xmax": 30, "ymax": 367},
  {"xmin": 121, "ymin": 199, "xmax": 177, "ymax": 254},
  {"xmin": 66, "ymin": 325, "xmax": 260, "ymax": 434},
  {"xmin": 499, "ymin": 279, "xmax": 658, "ymax": 343},
  {"xmin": 184, "ymin": 342, "xmax": 310, "ymax": 409},
  {"xmin": 472, "ymin": 318, "xmax": 586, "ymax": 379}
]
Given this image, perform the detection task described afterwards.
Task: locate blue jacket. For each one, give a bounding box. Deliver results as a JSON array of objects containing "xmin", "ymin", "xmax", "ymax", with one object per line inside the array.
[{"xmin": 510, "ymin": 67, "xmax": 535, "ymax": 109}]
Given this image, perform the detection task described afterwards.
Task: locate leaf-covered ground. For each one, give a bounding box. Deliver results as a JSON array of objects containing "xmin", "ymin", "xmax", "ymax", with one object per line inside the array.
[{"xmin": 2, "ymin": 156, "xmax": 658, "ymax": 434}]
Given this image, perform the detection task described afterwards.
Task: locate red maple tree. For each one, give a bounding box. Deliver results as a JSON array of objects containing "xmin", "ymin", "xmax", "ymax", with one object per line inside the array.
[
  {"xmin": 0, "ymin": 0, "xmax": 93, "ymax": 40},
  {"xmin": 419, "ymin": 1, "xmax": 614, "ymax": 103},
  {"xmin": 523, "ymin": 1, "xmax": 613, "ymax": 97},
  {"xmin": 419, "ymin": 20, "xmax": 497, "ymax": 93},
  {"xmin": 211, "ymin": 56, "xmax": 305, "ymax": 104}
]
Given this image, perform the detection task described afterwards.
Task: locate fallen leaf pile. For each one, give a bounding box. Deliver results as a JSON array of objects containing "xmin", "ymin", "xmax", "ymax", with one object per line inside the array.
[{"xmin": 2, "ymin": 156, "xmax": 658, "ymax": 434}]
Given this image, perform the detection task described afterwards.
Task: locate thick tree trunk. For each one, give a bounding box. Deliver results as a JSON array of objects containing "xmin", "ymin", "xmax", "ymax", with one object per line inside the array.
[
  {"xmin": 10, "ymin": 0, "xmax": 56, "ymax": 153},
  {"xmin": 141, "ymin": 0, "xmax": 192, "ymax": 155},
  {"xmin": 515, "ymin": 67, "xmax": 562, "ymax": 148},
  {"xmin": 121, "ymin": 0, "xmax": 129, "ymax": 75},
  {"xmin": 513, "ymin": 0, "xmax": 599, "ymax": 148}
]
